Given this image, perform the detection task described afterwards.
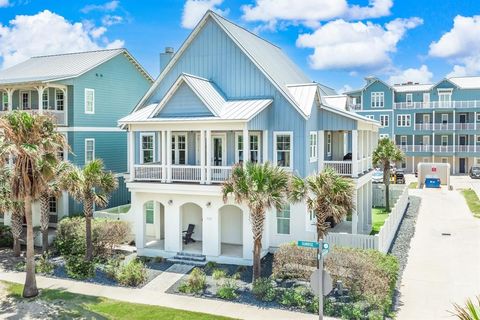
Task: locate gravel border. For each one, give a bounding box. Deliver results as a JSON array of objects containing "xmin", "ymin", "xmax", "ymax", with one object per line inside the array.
[{"xmin": 389, "ymin": 195, "xmax": 421, "ymax": 311}]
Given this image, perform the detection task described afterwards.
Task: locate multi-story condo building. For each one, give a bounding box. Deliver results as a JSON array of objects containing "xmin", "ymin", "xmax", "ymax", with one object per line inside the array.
[
  {"xmin": 0, "ymin": 49, "xmax": 153, "ymax": 227},
  {"xmin": 119, "ymin": 11, "xmax": 379, "ymax": 265},
  {"xmin": 346, "ymin": 76, "xmax": 480, "ymax": 174}
]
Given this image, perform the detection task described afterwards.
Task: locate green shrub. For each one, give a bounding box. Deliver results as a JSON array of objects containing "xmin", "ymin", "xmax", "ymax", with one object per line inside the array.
[
  {"xmin": 216, "ymin": 278, "xmax": 238, "ymax": 300},
  {"xmin": 367, "ymin": 309, "xmax": 384, "ymax": 320},
  {"xmin": 307, "ymin": 296, "xmax": 320, "ymax": 314},
  {"xmin": 272, "ymin": 243, "xmax": 316, "ymax": 280},
  {"xmin": 279, "ymin": 286, "xmax": 310, "ymax": 308},
  {"xmin": 65, "ymin": 255, "xmax": 95, "ymax": 279},
  {"xmin": 235, "ymin": 265, "xmax": 247, "ymax": 274},
  {"xmin": 212, "ymin": 268, "xmax": 227, "ymax": 280},
  {"xmin": 252, "ymin": 277, "xmax": 277, "ymax": 302},
  {"xmin": 232, "ymin": 272, "xmax": 241, "ymax": 280},
  {"xmin": 204, "ymin": 261, "xmax": 217, "ymax": 274},
  {"xmin": 36, "ymin": 253, "xmax": 54, "ymax": 275},
  {"xmin": 0, "ymin": 225, "xmax": 13, "ymax": 247},
  {"xmin": 116, "ymin": 259, "xmax": 147, "ymax": 287},
  {"xmin": 105, "ymin": 257, "xmax": 121, "ymax": 279},
  {"xmin": 14, "ymin": 261, "xmax": 25, "ymax": 272},
  {"xmin": 340, "ymin": 301, "xmax": 368, "ymax": 320},
  {"xmin": 179, "ymin": 268, "xmax": 206, "ymax": 294}
]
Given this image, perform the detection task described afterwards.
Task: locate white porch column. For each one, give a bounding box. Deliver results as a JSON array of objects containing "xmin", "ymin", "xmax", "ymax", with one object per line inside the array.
[
  {"xmin": 36, "ymin": 86, "xmax": 45, "ymax": 114},
  {"xmin": 133, "ymin": 193, "xmax": 145, "ymax": 250},
  {"xmin": 475, "ymin": 112, "xmax": 477, "ymax": 131},
  {"xmin": 453, "ymin": 157, "xmax": 456, "ymax": 174},
  {"xmin": 5, "ymin": 88, "xmax": 13, "ymax": 111},
  {"xmin": 243, "ymin": 207, "xmax": 253, "ymax": 260},
  {"xmin": 166, "ymin": 130, "xmax": 172, "ymax": 183},
  {"xmin": 206, "ymin": 129, "xmax": 212, "ymax": 184},
  {"xmin": 200, "ymin": 130, "xmax": 206, "ymax": 184},
  {"xmin": 203, "ymin": 205, "xmax": 220, "ymax": 257},
  {"xmin": 262, "ymin": 130, "xmax": 268, "ymax": 163},
  {"xmin": 475, "ymin": 134, "xmax": 477, "ymax": 153},
  {"xmin": 352, "ymin": 187, "xmax": 359, "ymax": 234},
  {"xmin": 453, "ymin": 132, "xmax": 456, "ymax": 154},
  {"xmin": 164, "ymin": 203, "xmax": 181, "ymax": 253},
  {"xmin": 412, "ymin": 156, "xmax": 415, "ymax": 174},
  {"xmin": 243, "ymin": 127, "xmax": 249, "ymax": 165},
  {"xmin": 154, "ymin": 202, "xmax": 161, "ymax": 240},
  {"xmin": 318, "ymin": 130, "xmax": 325, "ymax": 172},
  {"xmin": 366, "ymin": 131, "xmax": 371, "ymax": 168},
  {"xmin": 432, "ymin": 110, "xmax": 436, "ymax": 132},
  {"xmin": 453, "ymin": 110, "xmax": 456, "ymax": 130},
  {"xmin": 352, "ymin": 130, "xmax": 359, "ymax": 177},
  {"xmin": 128, "ymin": 129, "xmax": 135, "ymax": 182},
  {"xmin": 367, "ymin": 182, "xmax": 373, "ymax": 226},
  {"xmin": 161, "ymin": 130, "xmax": 166, "ymax": 182},
  {"xmin": 432, "ymin": 132, "xmax": 435, "ymax": 155},
  {"xmin": 363, "ymin": 184, "xmax": 369, "ymax": 233}
]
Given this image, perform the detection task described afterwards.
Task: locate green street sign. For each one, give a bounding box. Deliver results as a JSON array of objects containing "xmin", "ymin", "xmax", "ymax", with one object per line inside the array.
[{"xmin": 297, "ymin": 240, "xmax": 319, "ymax": 248}]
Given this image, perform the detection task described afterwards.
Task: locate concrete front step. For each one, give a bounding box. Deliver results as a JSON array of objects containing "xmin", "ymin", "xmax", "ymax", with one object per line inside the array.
[
  {"xmin": 167, "ymin": 251, "xmax": 207, "ymax": 266},
  {"xmin": 167, "ymin": 258, "xmax": 207, "ymax": 266}
]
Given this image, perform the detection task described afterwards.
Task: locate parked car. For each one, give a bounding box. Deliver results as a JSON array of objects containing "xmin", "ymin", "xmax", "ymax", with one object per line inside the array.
[
  {"xmin": 470, "ymin": 166, "xmax": 480, "ymax": 179},
  {"xmin": 372, "ymin": 170, "xmax": 384, "ymax": 183}
]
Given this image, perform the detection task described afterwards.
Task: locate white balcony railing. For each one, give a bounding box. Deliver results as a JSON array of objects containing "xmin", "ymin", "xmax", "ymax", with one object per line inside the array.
[
  {"xmin": 210, "ymin": 166, "xmax": 233, "ymax": 183},
  {"xmin": 456, "ymin": 145, "xmax": 476, "ymax": 153},
  {"xmin": 0, "ymin": 109, "xmax": 67, "ymax": 126},
  {"xmin": 394, "ymin": 100, "xmax": 480, "ymax": 110},
  {"xmin": 433, "ymin": 123, "xmax": 455, "ymax": 131},
  {"xmin": 414, "ymin": 123, "xmax": 433, "ymax": 131},
  {"xmin": 134, "ymin": 164, "xmax": 163, "ymax": 181},
  {"xmin": 171, "ymin": 165, "xmax": 202, "ymax": 182},
  {"xmin": 324, "ymin": 161, "xmax": 352, "ymax": 176},
  {"xmin": 132, "ymin": 164, "xmax": 234, "ymax": 184},
  {"xmin": 433, "ymin": 145, "xmax": 454, "ymax": 152},
  {"xmin": 414, "ymin": 123, "xmax": 477, "ymax": 131},
  {"xmin": 348, "ymin": 104, "xmax": 362, "ymax": 111},
  {"xmin": 455, "ymin": 123, "xmax": 476, "ymax": 130}
]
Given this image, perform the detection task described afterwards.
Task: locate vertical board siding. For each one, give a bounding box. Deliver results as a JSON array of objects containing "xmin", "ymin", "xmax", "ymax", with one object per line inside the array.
[
  {"xmin": 362, "ymin": 81, "xmax": 393, "ymax": 111},
  {"xmin": 157, "ymin": 82, "xmax": 213, "ymax": 117}
]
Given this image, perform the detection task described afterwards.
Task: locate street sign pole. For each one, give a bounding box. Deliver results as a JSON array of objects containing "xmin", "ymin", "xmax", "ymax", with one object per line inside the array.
[{"xmin": 318, "ymin": 238, "xmax": 323, "ymax": 320}]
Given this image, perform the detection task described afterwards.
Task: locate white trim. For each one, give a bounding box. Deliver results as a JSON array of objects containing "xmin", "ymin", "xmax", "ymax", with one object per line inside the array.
[
  {"xmin": 57, "ymin": 127, "xmax": 123, "ymax": 132},
  {"xmin": 326, "ymin": 131, "xmax": 332, "ymax": 157},
  {"xmin": 406, "ymin": 93, "xmax": 413, "ymax": 106},
  {"xmin": 84, "ymin": 88, "xmax": 95, "ymax": 114},
  {"xmin": 140, "ymin": 132, "xmax": 156, "ymax": 164},
  {"xmin": 371, "ymin": 91, "xmax": 385, "ymax": 108},
  {"xmin": 397, "ymin": 114, "xmax": 411, "ymax": 127},
  {"xmin": 42, "ymin": 89, "xmax": 49, "ymax": 109},
  {"xmin": 19, "ymin": 90, "xmax": 31, "ymax": 110},
  {"xmin": 55, "ymin": 89, "xmax": 64, "ymax": 111},
  {"xmin": 380, "ymin": 114, "xmax": 389, "ymax": 127},
  {"xmin": 273, "ymin": 131, "xmax": 293, "ymax": 170},
  {"xmin": 171, "ymin": 132, "xmax": 188, "ymax": 165},
  {"xmin": 211, "ymin": 132, "xmax": 227, "ymax": 166},
  {"xmin": 275, "ymin": 204, "xmax": 291, "ymax": 235},
  {"xmin": 441, "ymin": 135, "xmax": 448, "ymax": 146},
  {"xmin": 441, "ymin": 113, "xmax": 449, "ymax": 124},
  {"xmin": 355, "ymin": 109, "xmax": 394, "ymax": 113},
  {"xmin": 84, "ymin": 138, "xmax": 95, "ymax": 163},
  {"xmin": 400, "ymin": 135, "xmax": 407, "ymax": 146},
  {"xmin": 309, "ymin": 131, "xmax": 318, "ymax": 162},
  {"xmin": 234, "ymin": 131, "xmax": 261, "ymax": 163}
]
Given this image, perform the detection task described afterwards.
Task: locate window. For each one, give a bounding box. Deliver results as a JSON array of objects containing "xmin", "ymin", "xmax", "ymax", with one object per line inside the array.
[
  {"xmin": 250, "ymin": 134, "xmax": 259, "ymax": 163},
  {"xmin": 85, "ymin": 88, "xmax": 95, "ymax": 114},
  {"xmin": 276, "ymin": 205, "xmax": 290, "ymax": 235},
  {"xmin": 274, "ymin": 132, "xmax": 292, "ymax": 168},
  {"xmin": 476, "ymin": 158, "xmax": 480, "ymax": 165},
  {"xmin": 406, "ymin": 93, "xmax": 413, "ymax": 106},
  {"xmin": 371, "ymin": 92, "xmax": 384, "ymax": 108},
  {"xmin": 49, "ymin": 196, "xmax": 57, "ymax": 214},
  {"xmin": 397, "ymin": 115, "xmax": 411, "ymax": 127},
  {"xmin": 141, "ymin": 133, "xmax": 155, "ymax": 164},
  {"xmin": 85, "ymin": 139, "xmax": 95, "ymax": 163},
  {"xmin": 42, "ymin": 90, "xmax": 49, "ymax": 109},
  {"xmin": 327, "ymin": 132, "xmax": 332, "ymax": 156},
  {"xmin": 477, "ymin": 136, "xmax": 480, "ymax": 143},
  {"xmin": 20, "ymin": 91, "xmax": 30, "ymax": 109},
  {"xmin": 438, "ymin": 90, "xmax": 452, "ymax": 107},
  {"xmin": 379, "ymin": 134, "xmax": 389, "ymax": 139},
  {"xmin": 145, "ymin": 202, "xmax": 154, "ymax": 224},
  {"xmin": 172, "ymin": 133, "xmax": 187, "ymax": 165},
  {"xmin": 380, "ymin": 115, "xmax": 389, "ymax": 127},
  {"xmin": 236, "ymin": 134, "xmax": 244, "ymax": 163},
  {"xmin": 441, "ymin": 114, "xmax": 448, "ymax": 124},
  {"xmin": 309, "ymin": 132, "xmax": 317, "ymax": 162},
  {"xmin": 235, "ymin": 133, "xmax": 261, "ymax": 163},
  {"xmin": 477, "ymin": 113, "xmax": 480, "ymax": 122},
  {"xmin": 365, "ymin": 115, "xmax": 374, "ymax": 120},
  {"xmin": 441, "ymin": 136, "xmax": 448, "ymax": 146},
  {"xmin": 423, "ymin": 92, "xmax": 430, "ymax": 106},
  {"xmin": 401, "ymin": 162, "xmax": 406, "ymax": 169},
  {"xmin": 400, "ymin": 136, "xmax": 407, "ymax": 146},
  {"xmin": 441, "ymin": 158, "xmax": 448, "ymax": 164},
  {"xmin": 1, "ymin": 92, "xmax": 7, "ymax": 111},
  {"xmin": 55, "ymin": 89, "xmax": 64, "ymax": 111}
]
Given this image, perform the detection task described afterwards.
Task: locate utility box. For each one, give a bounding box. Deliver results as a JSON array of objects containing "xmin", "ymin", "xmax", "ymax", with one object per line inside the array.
[{"xmin": 417, "ymin": 163, "xmax": 450, "ymax": 189}]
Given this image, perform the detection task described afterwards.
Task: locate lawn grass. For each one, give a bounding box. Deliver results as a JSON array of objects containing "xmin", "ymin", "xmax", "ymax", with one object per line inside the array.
[
  {"xmin": 461, "ymin": 188, "xmax": 480, "ymax": 219},
  {"xmin": 4, "ymin": 281, "xmax": 235, "ymax": 320},
  {"xmin": 370, "ymin": 207, "xmax": 390, "ymax": 235},
  {"xmin": 408, "ymin": 182, "xmax": 418, "ymax": 189}
]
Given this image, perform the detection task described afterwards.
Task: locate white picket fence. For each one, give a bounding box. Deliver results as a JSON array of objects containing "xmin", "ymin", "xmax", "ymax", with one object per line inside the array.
[
  {"xmin": 325, "ymin": 185, "xmax": 409, "ymax": 253},
  {"xmin": 372, "ymin": 184, "xmax": 406, "ymax": 207}
]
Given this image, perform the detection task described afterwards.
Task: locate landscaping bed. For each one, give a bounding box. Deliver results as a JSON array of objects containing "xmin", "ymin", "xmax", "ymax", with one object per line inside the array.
[{"xmin": 461, "ymin": 188, "xmax": 480, "ymax": 218}]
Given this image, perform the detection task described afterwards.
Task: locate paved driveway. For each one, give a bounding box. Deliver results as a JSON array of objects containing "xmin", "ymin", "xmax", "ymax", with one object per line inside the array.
[{"xmin": 397, "ymin": 182, "xmax": 480, "ymax": 319}]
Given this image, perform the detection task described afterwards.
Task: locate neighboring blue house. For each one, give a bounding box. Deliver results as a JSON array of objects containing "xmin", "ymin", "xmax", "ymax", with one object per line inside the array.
[
  {"xmin": 119, "ymin": 11, "xmax": 379, "ymax": 265},
  {"xmin": 346, "ymin": 76, "xmax": 480, "ymax": 174},
  {"xmin": 0, "ymin": 49, "xmax": 153, "ymax": 227}
]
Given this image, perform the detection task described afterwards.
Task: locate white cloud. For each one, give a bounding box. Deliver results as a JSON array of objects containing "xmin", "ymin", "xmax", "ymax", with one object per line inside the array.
[
  {"xmin": 241, "ymin": 0, "xmax": 393, "ymax": 28},
  {"xmin": 102, "ymin": 14, "xmax": 123, "ymax": 26},
  {"xmin": 0, "ymin": 10, "xmax": 124, "ymax": 69},
  {"xmin": 0, "ymin": 0, "xmax": 10, "ymax": 8},
  {"xmin": 81, "ymin": 0, "xmax": 119, "ymax": 13},
  {"xmin": 429, "ymin": 15, "xmax": 480, "ymax": 77},
  {"xmin": 296, "ymin": 17, "xmax": 422, "ymax": 70},
  {"xmin": 181, "ymin": 0, "xmax": 228, "ymax": 29},
  {"xmin": 90, "ymin": 26, "xmax": 107, "ymax": 38},
  {"xmin": 388, "ymin": 65, "xmax": 433, "ymax": 85},
  {"xmin": 338, "ymin": 84, "xmax": 352, "ymax": 93}
]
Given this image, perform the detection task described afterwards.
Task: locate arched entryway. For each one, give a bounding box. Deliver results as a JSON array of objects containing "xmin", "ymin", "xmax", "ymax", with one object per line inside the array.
[
  {"xmin": 143, "ymin": 201, "xmax": 165, "ymax": 250},
  {"xmin": 180, "ymin": 203, "xmax": 203, "ymax": 253},
  {"xmin": 219, "ymin": 205, "xmax": 243, "ymax": 258}
]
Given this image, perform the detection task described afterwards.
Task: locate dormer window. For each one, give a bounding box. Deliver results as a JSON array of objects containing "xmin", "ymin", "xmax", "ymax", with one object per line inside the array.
[{"xmin": 371, "ymin": 92, "xmax": 384, "ymax": 108}]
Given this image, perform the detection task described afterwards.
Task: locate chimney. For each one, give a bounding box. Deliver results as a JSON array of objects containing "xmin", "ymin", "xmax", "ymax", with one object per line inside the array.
[
  {"xmin": 160, "ymin": 47, "xmax": 174, "ymax": 73},
  {"xmin": 365, "ymin": 76, "xmax": 377, "ymax": 85}
]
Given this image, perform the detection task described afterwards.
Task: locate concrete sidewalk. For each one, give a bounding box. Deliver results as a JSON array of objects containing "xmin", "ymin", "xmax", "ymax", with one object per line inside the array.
[
  {"xmin": 397, "ymin": 187, "xmax": 480, "ymax": 319},
  {"xmin": 0, "ymin": 270, "xmax": 327, "ymax": 320}
]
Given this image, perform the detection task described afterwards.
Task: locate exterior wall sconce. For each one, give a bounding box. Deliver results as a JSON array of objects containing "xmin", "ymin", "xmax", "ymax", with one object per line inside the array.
[
  {"xmin": 168, "ymin": 200, "xmax": 173, "ymax": 205},
  {"xmin": 206, "ymin": 201, "xmax": 211, "ymax": 207}
]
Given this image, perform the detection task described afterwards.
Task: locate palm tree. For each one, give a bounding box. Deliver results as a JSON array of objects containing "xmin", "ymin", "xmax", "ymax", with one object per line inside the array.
[
  {"xmin": 451, "ymin": 296, "xmax": 480, "ymax": 320},
  {"xmin": 0, "ymin": 166, "xmax": 24, "ymax": 256},
  {"xmin": 39, "ymin": 161, "xmax": 73, "ymax": 253},
  {"xmin": 0, "ymin": 111, "xmax": 66, "ymax": 298},
  {"xmin": 222, "ymin": 162, "xmax": 290, "ymax": 281},
  {"xmin": 290, "ymin": 167, "xmax": 354, "ymax": 243},
  {"xmin": 61, "ymin": 159, "xmax": 118, "ymax": 261},
  {"xmin": 372, "ymin": 138, "xmax": 405, "ymax": 209}
]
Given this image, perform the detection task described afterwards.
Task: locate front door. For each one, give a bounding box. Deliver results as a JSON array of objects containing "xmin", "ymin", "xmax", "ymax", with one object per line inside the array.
[
  {"xmin": 422, "ymin": 136, "xmax": 430, "ymax": 151},
  {"xmin": 459, "ymin": 135, "xmax": 467, "ymax": 146},
  {"xmin": 172, "ymin": 134, "xmax": 187, "ymax": 165},
  {"xmin": 423, "ymin": 114, "xmax": 430, "ymax": 124},
  {"xmin": 459, "ymin": 114, "xmax": 467, "ymax": 124},
  {"xmin": 211, "ymin": 135, "xmax": 226, "ymax": 166},
  {"xmin": 460, "ymin": 158, "xmax": 466, "ymax": 174}
]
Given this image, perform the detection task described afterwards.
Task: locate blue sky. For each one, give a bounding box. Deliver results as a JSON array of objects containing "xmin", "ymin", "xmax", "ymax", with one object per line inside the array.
[{"xmin": 1, "ymin": 0, "xmax": 479, "ymax": 91}]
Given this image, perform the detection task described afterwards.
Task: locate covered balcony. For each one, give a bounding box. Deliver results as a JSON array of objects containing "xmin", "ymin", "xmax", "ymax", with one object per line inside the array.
[{"xmin": 0, "ymin": 85, "xmax": 68, "ymax": 126}]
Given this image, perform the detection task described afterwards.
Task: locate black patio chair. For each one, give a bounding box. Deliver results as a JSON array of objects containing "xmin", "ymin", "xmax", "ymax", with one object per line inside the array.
[{"xmin": 182, "ymin": 224, "xmax": 196, "ymax": 245}]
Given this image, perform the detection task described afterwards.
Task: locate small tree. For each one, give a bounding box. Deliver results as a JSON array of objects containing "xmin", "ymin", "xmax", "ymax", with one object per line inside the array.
[
  {"xmin": 290, "ymin": 167, "xmax": 354, "ymax": 244},
  {"xmin": 62, "ymin": 159, "xmax": 118, "ymax": 261},
  {"xmin": 222, "ymin": 162, "xmax": 290, "ymax": 281},
  {"xmin": 372, "ymin": 138, "xmax": 404, "ymax": 209}
]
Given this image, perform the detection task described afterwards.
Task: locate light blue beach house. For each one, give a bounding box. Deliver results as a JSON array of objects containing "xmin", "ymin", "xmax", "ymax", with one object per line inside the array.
[
  {"xmin": 119, "ymin": 11, "xmax": 379, "ymax": 265},
  {"xmin": 0, "ymin": 48, "xmax": 153, "ymax": 227}
]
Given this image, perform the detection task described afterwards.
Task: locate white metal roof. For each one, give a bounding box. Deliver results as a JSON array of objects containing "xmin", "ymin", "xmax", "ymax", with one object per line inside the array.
[
  {"xmin": 448, "ymin": 76, "xmax": 480, "ymax": 89},
  {"xmin": 0, "ymin": 48, "xmax": 152, "ymax": 85},
  {"xmin": 324, "ymin": 95, "xmax": 348, "ymax": 110},
  {"xmin": 392, "ymin": 83, "xmax": 433, "ymax": 92},
  {"xmin": 286, "ymin": 84, "xmax": 318, "ymax": 117}
]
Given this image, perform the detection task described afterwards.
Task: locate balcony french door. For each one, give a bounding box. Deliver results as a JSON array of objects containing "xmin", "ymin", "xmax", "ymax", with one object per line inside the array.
[
  {"xmin": 172, "ymin": 134, "xmax": 187, "ymax": 165},
  {"xmin": 212, "ymin": 134, "xmax": 226, "ymax": 166}
]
